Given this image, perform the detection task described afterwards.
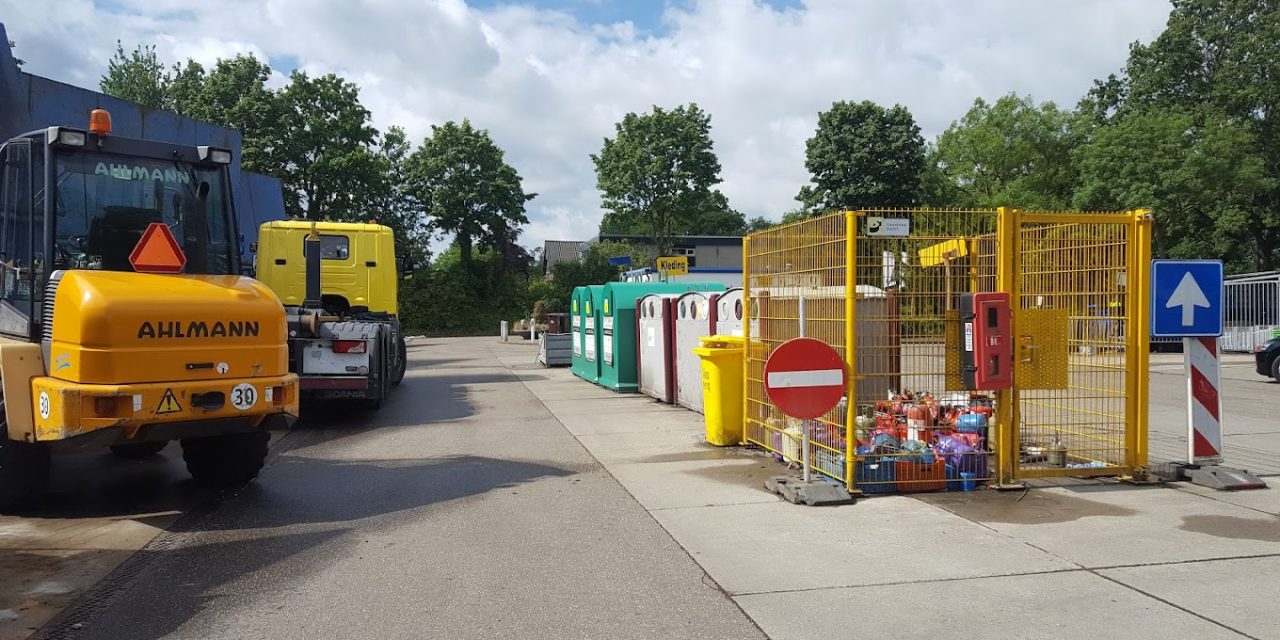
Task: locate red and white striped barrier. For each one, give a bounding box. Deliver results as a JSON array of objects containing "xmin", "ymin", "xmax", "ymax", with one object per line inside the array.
[{"xmin": 1185, "ymin": 336, "xmax": 1223, "ymax": 463}]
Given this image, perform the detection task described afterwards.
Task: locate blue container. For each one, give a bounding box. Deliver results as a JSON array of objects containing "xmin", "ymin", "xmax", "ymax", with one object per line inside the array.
[
  {"xmin": 956, "ymin": 413, "xmax": 988, "ymax": 433},
  {"xmin": 946, "ymin": 463, "xmax": 962, "ymax": 491},
  {"xmin": 855, "ymin": 458, "xmax": 897, "ymax": 494}
]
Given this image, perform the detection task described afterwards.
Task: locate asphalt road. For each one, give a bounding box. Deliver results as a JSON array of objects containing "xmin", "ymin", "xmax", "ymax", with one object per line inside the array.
[
  {"xmin": 11, "ymin": 344, "xmax": 1277, "ymax": 640},
  {"xmin": 28, "ymin": 338, "xmax": 763, "ymax": 640}
]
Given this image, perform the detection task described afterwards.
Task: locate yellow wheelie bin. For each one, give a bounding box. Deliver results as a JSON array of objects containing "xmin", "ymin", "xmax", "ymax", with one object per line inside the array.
[{"xmin": 692, "ymin": 335, "xmax": 745, "ymax": 446}]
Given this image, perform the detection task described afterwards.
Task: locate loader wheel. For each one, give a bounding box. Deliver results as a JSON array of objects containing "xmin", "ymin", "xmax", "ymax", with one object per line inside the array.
[
  {"xmin": 0, "ymin": 439, "xmax": 51, "ymax": 512},
  {"xmin": 392, "ymin": 335, "xmax": 407, "ymax": 386},
  {"xmin": 110, "ymin": 441, "xmax": 168, "ymax": 459},
  {"xmin": 181, "ymin": 430, "xmax": 270, "ymax": 486}
]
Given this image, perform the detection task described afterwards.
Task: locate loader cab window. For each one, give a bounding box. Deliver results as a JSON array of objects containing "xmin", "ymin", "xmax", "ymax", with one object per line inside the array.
[
  {"xmin": 51, "ymin": 151, "xmax": 234, "ymax": 274},
  {"xmin": 0, "ymin": 138, "xmax": 42, "ymax": 337},
  {"xmin": 303, "ymin": 235, "xmax": 350, "ymax": 260}
]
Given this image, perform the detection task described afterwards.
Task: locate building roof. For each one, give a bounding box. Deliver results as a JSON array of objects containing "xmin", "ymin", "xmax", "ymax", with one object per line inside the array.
[{"xmin": 543, "ymin": 240, "xmax": 583, "ymax": 267}]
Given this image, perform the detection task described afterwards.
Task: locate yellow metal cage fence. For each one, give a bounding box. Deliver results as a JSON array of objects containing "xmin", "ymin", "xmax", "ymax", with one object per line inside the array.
[{"xmin": 742, "ymin": 208, "xmax": 1151, "ymax": 493}]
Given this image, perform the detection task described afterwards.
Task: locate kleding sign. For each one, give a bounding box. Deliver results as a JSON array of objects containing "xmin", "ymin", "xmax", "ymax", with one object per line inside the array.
[{"xmin": 657, "ymin": 256, "xmax": 689, "ymax": 275}]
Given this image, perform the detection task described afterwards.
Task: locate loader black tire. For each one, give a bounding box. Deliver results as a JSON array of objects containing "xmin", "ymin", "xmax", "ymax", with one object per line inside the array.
[
  {"xmin": 110, "ymin": 441, "xmax": 168, "ymax": 459},
  {"xmin": 181, "ymin": 430, "xmax": 270, "ymax": 486},
  {"xmin": 0, "ymin": 438, "xmax": 51, "ymax": 512},
  {"xmin": 392, "ymin": 335, "xmax": 407, "ymax": 386}
]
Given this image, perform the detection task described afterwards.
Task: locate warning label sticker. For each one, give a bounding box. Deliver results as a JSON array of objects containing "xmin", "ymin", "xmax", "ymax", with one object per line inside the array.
[{"xmin": 157, "ymin": 388, "xmax": 183, "ymax": 414}]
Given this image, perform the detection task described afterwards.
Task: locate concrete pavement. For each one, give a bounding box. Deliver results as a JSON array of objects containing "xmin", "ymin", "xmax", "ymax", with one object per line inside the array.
[
  {"xmin": 4, "ymin": 337, "xmax": 1278, "ymax": 639},
  {"xmin": 499, "ymin": 343, "xmax": 1280, "ymax": 640}
]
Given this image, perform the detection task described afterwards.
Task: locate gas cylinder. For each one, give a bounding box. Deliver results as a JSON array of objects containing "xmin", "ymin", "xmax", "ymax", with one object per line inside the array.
[{"xmin": 906, "ymin": 404, "xmax": 929, "ymax": 441}]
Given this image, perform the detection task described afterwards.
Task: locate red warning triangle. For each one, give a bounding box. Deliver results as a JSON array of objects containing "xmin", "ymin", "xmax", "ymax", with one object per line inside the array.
[{"xmin": 129, "ymin": 223, "xmax": 187, "ymax": 274}]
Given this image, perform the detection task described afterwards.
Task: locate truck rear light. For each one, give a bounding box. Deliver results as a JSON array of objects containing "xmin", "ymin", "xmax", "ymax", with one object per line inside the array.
[{"xmin": 332, "ymin": 340, "xmax": 366, "ymax": 354}]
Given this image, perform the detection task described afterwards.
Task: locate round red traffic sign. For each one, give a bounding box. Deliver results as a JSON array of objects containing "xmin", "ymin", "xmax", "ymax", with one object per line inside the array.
[{"xmin": 763, "ymin": 337, "xmax": 846, "ymax": 420}]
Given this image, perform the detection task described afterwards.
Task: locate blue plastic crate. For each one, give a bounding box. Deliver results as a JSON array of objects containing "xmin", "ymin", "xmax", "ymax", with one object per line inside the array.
[{"xmin": 855, "ymin": 458, "xmax": 897, "ymax": 494}]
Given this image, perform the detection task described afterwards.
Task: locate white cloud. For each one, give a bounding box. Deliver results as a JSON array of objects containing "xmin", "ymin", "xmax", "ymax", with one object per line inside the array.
[{"xmin": 2, "ymin": 0, "xmax": 1172, "ymax": 251}]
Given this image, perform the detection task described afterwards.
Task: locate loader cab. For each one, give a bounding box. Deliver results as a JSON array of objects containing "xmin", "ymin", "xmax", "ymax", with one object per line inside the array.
[{"xmin": 0, "ymin": 111, "xmax": 239, "ymax": 342}]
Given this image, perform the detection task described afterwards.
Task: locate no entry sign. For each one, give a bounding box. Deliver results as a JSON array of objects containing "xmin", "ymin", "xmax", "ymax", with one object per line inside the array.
[{"xmin": 764, "ymin": 337, "xmax": 847, "ymax": 419}]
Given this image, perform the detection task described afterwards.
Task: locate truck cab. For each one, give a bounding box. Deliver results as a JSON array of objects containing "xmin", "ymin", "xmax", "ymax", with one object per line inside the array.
[
  {"xmin": 254, "ymin": 220, "xmax": 408, "ymax": 405},
  {"xmin": 0, "ymin": 110, "xmax": 299, "ymax": 511}
]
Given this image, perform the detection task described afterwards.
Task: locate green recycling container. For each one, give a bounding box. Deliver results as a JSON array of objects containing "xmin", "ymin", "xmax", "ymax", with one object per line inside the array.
[
  {"xmin": 573, "ymin": 285, "xmax": 606, "ymax": 384},
  {"xmin": 597, "ymin": 281, "xmax": 726, "ymax": 392}
]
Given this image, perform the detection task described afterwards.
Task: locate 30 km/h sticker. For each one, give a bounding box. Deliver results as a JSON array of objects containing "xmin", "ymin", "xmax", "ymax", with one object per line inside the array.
[
  {"xmin": 38, "ymin": 391, "xmax": 50, "ymax": 419},
  {"xmin": 231, "ymin": 384, "xmax": 258, "ymax": 411}
]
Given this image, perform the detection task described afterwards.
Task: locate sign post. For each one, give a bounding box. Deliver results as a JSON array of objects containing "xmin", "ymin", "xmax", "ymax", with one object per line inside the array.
[
  {"xmin": 761, "ymin": 332, "xmax": 853, "ymax": 505},
  {"xmin": 1151, "ymin": 260, "xmax": 1264, "ymax": 490}
]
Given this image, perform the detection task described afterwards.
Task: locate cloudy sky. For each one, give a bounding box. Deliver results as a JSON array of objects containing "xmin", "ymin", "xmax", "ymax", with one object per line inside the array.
[{"xmin": 3, "ymin": 0, "xmax": 1172, "ymax": 251}]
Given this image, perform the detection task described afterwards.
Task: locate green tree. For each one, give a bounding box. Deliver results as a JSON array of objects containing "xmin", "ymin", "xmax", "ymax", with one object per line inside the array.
[
  {"xmin": 1080, "ymin": 0, "xmax": 1280, "ymax": 269},
  {"xmin": 931, "ymin": 94, "xmax": 1080, "ymax": 209},
  {"xmin": 366, "ymin": 126, "xmax": 431, "ymax": 265},
  {"xmin": 592, "ymin": 103, "xmax": 730, "ymax": 253},
  {"xmin": 405, "ymin": 119, "xmax": 534, "ymax": 274},
  {"xmin": 8, "ymin": 39, "xmax": 23, "ymax": 67},
  {"xmin": 269, "ymin": 71, "xmax": 381, "ymax": 220},
  {"xmin": 797, "ymin": 100, "xmax": 925, "ymax": 213},
  {"xmin": 1074, "ymin": 109, "xmax": 1274, "ymax": 271},
  {"xmin": 99, "ymin": 41, "xmax": 170, "ymax": 109},
  {"xmin": 745, "ymin": 216, "xmax": 775, "ymax": 233}
]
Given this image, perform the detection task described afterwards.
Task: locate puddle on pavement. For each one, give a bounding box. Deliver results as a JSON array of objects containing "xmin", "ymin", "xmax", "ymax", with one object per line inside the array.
[
  {"xmin": 684, "ymin": 460, "xmax": 779, "ymax": 488},
  {"xmin": 1180, "ymin": 514, "xmax": 1280, "ymax": 542},
  {"xmin": 640, "ymin": 449, "xmax": 747, "ymax": 464},
  {"xmin": 919, "ymin": 489, "xmax": 1139, "ymax": 524}
]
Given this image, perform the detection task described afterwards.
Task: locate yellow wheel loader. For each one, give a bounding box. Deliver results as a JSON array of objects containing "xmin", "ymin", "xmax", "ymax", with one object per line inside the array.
[{"xmin": 0, "ymin": 109, "xmax": 299, "ymax": 511}]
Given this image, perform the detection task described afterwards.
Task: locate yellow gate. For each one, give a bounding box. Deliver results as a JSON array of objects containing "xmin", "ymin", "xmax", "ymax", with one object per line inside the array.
[
  {"xmin": 742, "ymin": 208, "xmax": 1152, "ymax": 493},
  {"xmin": 1001, "ymin": 209, "xmax": 1152, "ymax": 481}
]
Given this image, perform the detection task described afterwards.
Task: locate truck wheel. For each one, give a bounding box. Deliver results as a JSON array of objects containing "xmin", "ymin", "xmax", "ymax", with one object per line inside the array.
[
  {"xmin": 110, "ymin": 441, "xmax": 168, "ymax": 459},
  {"xmin": 392, "ymin": 335, "xmax": 407, "ymax": 386},
  {"xmin": 0, "ymin": 439, "xmax": 51, "ymax": 512},
  {"xmin": 181, "ymin": 430, "xmax": 270, "ymax": 486}
]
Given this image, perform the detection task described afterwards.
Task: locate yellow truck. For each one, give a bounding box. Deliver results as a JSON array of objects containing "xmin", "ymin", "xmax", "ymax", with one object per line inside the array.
[
  {"xmin": 0, "ymin": 110, "xmax": 299, "ymax": 511},
  {"xmin": 253, "ymin": 220, "xmax": 408, "ymax": 406}
]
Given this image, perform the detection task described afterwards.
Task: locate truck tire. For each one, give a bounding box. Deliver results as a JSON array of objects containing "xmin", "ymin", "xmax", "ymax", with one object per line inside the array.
[
  {"xmin": 110, "ymin": 441, "xmax": 168, "ymax": 459},
  {"xmin": 0, "ymin": 439, "xmax": 51, "ymax": 512},
  {"xmin": 181, "ymin": 430, "xmax": 270, "ymax": 486},
  {"xmin": 392, "ymin": 335, "xmax": 407, "ymax": 386}
]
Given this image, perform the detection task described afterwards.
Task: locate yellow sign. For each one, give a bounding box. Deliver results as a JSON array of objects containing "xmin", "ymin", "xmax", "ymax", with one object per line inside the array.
[
  {"xmin": 657, "ymin": 256, "xmax": 689, "ymax": 275},
  {"xmin": 156, "ymin": 388, "xmax": 183, "ymax": 414}
]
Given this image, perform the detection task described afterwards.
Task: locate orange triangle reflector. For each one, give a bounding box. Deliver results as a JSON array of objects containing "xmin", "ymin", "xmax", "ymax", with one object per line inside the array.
[{"xmin": 128, "ymin": 223, "xmax": 187, "ymax": 274}]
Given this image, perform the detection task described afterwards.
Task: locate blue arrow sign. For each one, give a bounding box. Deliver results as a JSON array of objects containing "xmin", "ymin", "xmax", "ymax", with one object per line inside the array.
[{"xmin": 1151, "ymin": 260, "xmax": 1223, "ymax": 337}]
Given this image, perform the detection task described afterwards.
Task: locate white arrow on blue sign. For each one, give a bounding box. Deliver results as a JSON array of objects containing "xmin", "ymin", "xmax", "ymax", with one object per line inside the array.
[{"xmin": 1150, "ymin": 260, "xmax": 1224, "ymax": 337}]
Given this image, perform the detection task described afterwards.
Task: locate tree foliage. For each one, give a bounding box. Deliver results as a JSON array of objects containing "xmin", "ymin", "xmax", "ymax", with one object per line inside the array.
[
  {"xmin": 797, "ymin": 100, "xmax": 925, "ymax": 214},
  {"xmin": 100, "ymin": 42, "xmax": 170, "ymax": 110},
  {"xmin": 270, "ymin": 71, "xmax": 382, "ymax": 220},
  {"xmin": 593, "ymin": 104, "xmax": 736, "ymax": 252},
  {"xmin": 931, "ymin": 94, "xmax": 1079, "ymax": 209},
  {"xmin": 1075, "ymin": 0, "xmax": 1280, "ymax": 269},
  {"xmin": 8, "ymin": 39, "xmax": 23, "ymax": 67},
  {"xmin": 405, "ymin": 120, "xmax": 534, "ymax": 274}
]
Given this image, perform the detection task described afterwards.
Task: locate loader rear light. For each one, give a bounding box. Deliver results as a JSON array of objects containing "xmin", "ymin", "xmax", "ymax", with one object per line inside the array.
[
  {"xmin": 331, "ymin": 340, "xmax": 366, "ymax": 354},
  {"xmin": 93, "ymin": 396, "xmax": 121, "ymax": 418},
  {"xmin": 267, "ymin": 385, "xmax": 287, "ymax": 405}
]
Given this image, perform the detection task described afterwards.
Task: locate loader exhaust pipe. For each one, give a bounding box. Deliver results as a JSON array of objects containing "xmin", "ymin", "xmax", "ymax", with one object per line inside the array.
[{"xmin": 304, "ymin": 223, "xmax": 322, "ymax": 310}]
